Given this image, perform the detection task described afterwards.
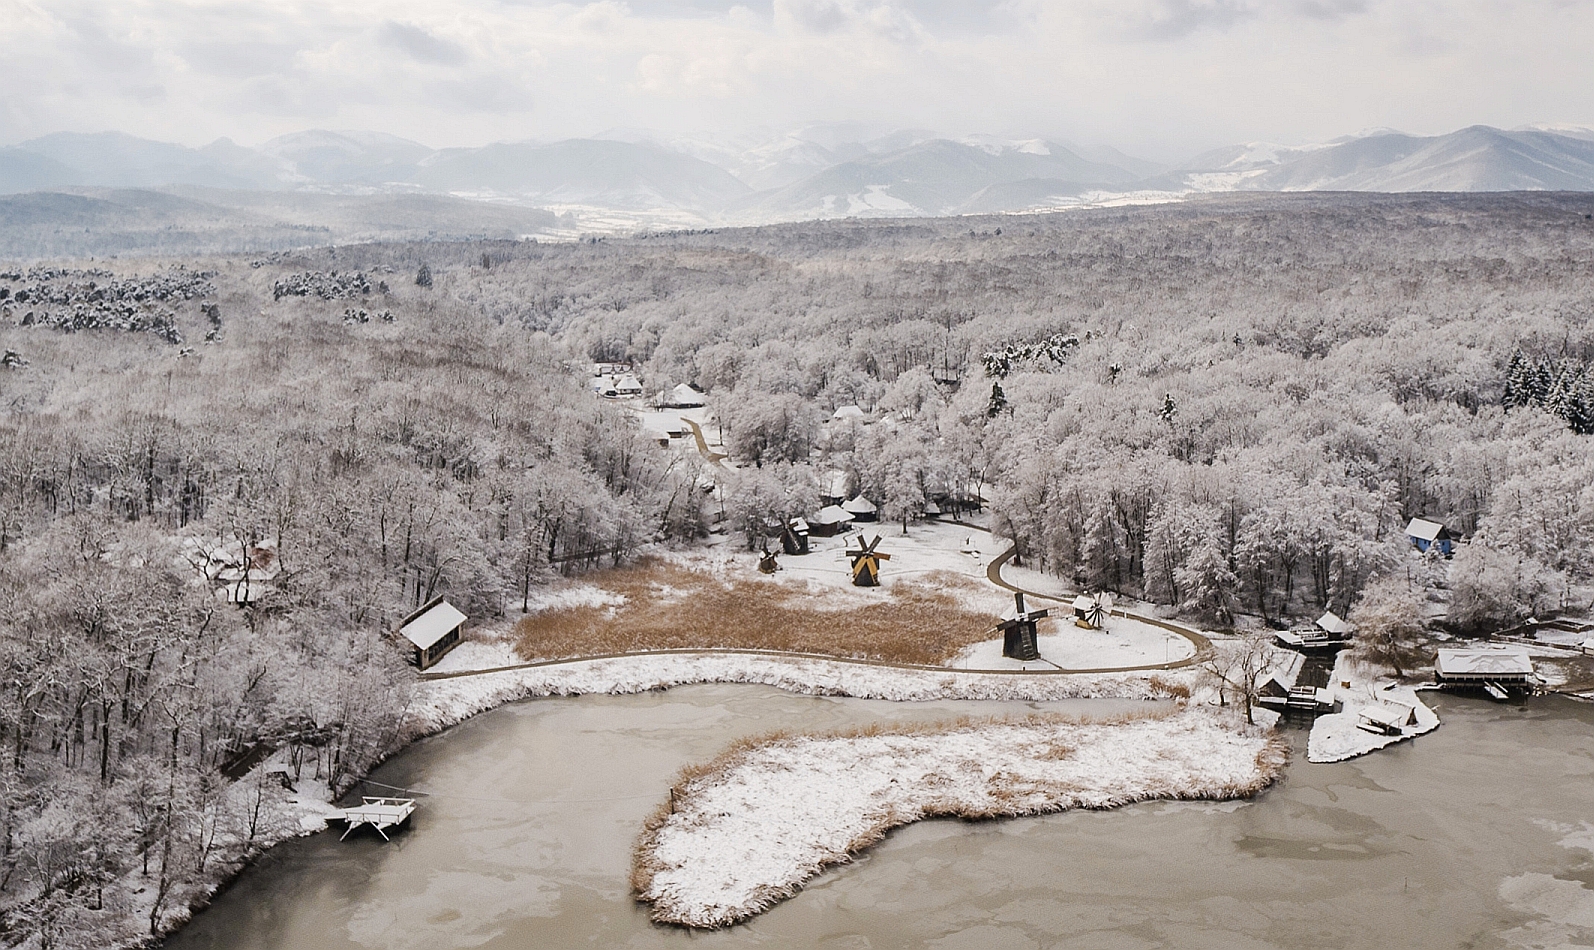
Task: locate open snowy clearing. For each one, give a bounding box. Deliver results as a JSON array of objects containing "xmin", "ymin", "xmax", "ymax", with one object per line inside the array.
[
  {"xmin": 952, "ymin": 614, "xmax": 1197, "ymax": 671},
  {"xmin": 633, "ymin": 708, "xmax": 1286, "ymax": 928},
  {"xmin": 679, "ymin": 519, "xmax": 1006, "ymax": 613}
]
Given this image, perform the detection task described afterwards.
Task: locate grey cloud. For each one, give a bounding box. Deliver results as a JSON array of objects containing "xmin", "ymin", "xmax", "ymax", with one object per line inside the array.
[
  {"xmin": 780, "ymin": 0, "xmax": 852, "ymax": 32},
  {"xmin": 377, "ymin": 21, "xmax": 469, "ymax": 66},
  {"xmin": 1292, "ymin": 0, "xmax": 1367, "ymax": 20},
  {"xmin": 1125, "ymin": 0, "xmax": 1255, "ymax": 41}
]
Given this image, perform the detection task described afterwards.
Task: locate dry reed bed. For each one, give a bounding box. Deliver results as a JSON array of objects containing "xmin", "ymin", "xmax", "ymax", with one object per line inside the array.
[
  {"xmin": 514, "ymin": 559, "xmax": 1000, "ymax": 666},
  {"xmin": 632, "ymin": 708, "xmax": 1288, "ymax": 928}
]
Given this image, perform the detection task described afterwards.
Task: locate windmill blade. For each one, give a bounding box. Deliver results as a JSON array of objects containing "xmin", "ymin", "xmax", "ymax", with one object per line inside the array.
[
  {"xmin": 1031, "ymin": 608, "xmax": 1050, "ymax": 620},
  {"xmin": 1014, "ymin": 591, "xmax": 1026, "ymax": 615},
  {"xmin": 874, "ymin": 552, "xmax": 890, "ymax": 561}
]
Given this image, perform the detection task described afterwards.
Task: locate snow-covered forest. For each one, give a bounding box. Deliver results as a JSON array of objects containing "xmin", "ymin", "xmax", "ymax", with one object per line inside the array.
[{"xmin": 1, "ymin": 190, "xmax": 1593, "ymax": 945}]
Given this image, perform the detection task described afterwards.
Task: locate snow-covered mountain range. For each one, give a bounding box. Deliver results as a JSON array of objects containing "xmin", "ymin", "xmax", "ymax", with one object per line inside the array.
[{"xmin": 3, "ymin": 124, "xmax": 1594, "ymax": 228}]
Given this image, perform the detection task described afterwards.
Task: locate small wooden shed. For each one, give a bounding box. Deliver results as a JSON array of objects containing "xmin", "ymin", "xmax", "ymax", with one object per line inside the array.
[{"xmin": 399, "ymin": 596, "xmax": 467, "ymax": 670}]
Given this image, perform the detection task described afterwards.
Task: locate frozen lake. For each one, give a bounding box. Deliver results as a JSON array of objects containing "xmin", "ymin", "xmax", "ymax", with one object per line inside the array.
[{"xmin": 162, "ymin": 686, "xmax": 1594, "ymax": 950}]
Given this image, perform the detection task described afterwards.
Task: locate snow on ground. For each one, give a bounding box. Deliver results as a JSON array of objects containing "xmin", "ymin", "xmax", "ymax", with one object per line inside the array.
[
  {"xmin": 668, "ymin": 519, "xmax": 1010, "ymax": 617},
  {"xmin": 632, "ymin": 405, "xmax": 714, "ymax": 441},
  {"xmin": 426, "ymin": 636, "xmax": 523, "ymax": 674},
  {"xmin": 952, "ymin": 615, "xmax": 1196, "ymax": 671},
  {"xmin": 1307, "ymin": 682, "xmax": 1440, "ymax": 763},
  {"xmin": 634, "ymin": 708, "xmax": 1284, "ymax": 928},
  {"xmin": 408, "ymin": 652, "xmax": 1195, "ymax": 739}
]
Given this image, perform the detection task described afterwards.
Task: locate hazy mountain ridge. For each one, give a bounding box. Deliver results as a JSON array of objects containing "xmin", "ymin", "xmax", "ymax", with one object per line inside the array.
[{"xmin": 3, "ymin": 124, "xmax": 1594, "ymax": 236}]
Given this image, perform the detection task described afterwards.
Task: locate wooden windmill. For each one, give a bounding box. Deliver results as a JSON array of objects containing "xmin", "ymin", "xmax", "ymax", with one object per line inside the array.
[
  {"xmin": 1072, "ymin": 592, "xmax": 1114, "ymax": 629},
  {"xmin": 757, "ymin": 546, "xmax": 780, "ymax": 574},
  {"xmin": 996, "ymin": 591, "xmax": 1049, "ymax": 661},
  {"xmin": 847, "ymin": 535, "xmax": 890, "ymax": 587}
]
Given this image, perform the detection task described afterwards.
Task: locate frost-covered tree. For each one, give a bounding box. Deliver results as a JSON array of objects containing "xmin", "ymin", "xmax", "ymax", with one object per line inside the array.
[
  {"xmin": 1446, "ymin": 544, "xmax": 1562, "ymax": 634},
  {"xmin": 1348, "ymin": 575, "xmax": 1427, "ymax": 678}
]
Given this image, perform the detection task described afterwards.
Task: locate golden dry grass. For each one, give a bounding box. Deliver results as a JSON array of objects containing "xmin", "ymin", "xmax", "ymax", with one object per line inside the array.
[{"xmin": 515, "ymin": 558, "xmax": 1000, "ymax": 666}]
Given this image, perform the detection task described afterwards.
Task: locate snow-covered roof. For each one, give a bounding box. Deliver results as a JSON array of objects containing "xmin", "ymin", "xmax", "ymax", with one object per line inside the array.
[
  {"xmin": 842, "ymin": 496, "xmax": 877, "ymax": 514},
  {"xmin": 788, "ymin": 518, "xmax": 809, "ymax": 533},
  {"xmin": 1072, "ymin": 594, "xmax": 1095, "ymax": 611},
  {"xmin": 1405, "ymin": 518, "xmax": 1447, "ymax": 541},
  {"xmin": 668, "ymin": 383, "xmax": 705, "ymax": 407},
  {"xmin": 1434, "ymin": 648, "xmax": 1533, "ymax": 677},
  {"xmin": 1358, "ymin": 703, "xmax": 1413, "ymax": 728},
  {"xmin": 832, "ymin": 405, "xmax": 865, "ymax": 421},
  {"xmin": 400, "ymin": 600, "xmax": 467, "ymax": 650},
  {"xmin": 811, "ymin": 505, "xmax": 855, "ymax": 525},
  {"xmin": 1316, "ymin": 611, "xmax": 1352, "ymax": 635}
]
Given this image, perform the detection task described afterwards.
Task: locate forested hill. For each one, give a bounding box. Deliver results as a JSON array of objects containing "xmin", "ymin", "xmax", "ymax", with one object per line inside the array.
[{"xmin": 0, "ymin": 190, "xmax": 1593, "ymax": 945}]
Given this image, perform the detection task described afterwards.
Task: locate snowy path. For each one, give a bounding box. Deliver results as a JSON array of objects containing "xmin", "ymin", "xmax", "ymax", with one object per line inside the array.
[
  {"xmin": 680, "ymin": 417, "xmax": 728, "ymax": 468},
  {"xmin": 634, "ymin": 709, "xmax": 1285, "ymax": 928},
  {"xmin": 984, "ymin": 545, "xmax": 1214, "ymax": 671}
]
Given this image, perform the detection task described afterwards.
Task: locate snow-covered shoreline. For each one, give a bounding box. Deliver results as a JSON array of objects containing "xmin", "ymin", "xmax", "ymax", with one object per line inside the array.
[
  {"xmin": 405, "ymin": 650, "xmax": 1197, "ymax": 740},
  {"xmin": 1306, "ymin": 683, "xmax": 1441, "ymax": 763},
  {"xmin": 633, "ymin": 708, "xmax": 1287, "ymax": 928}
]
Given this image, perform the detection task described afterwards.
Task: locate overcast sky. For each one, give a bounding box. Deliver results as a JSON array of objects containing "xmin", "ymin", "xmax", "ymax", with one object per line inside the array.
[{"xmin": 3, "ymin": 0, "xmax": 1591, "ymax": 160}]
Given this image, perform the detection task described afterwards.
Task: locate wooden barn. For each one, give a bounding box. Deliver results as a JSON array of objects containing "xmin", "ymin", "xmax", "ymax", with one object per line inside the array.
[
  {"xmin": 1405, "ymin": 518, "xmax": 1455, "ymax": 556},
  {"xmin": 842, "ymin": 496, "xmax": 879, "ymax": 523},
  {"xmin": 399, "ymin": 596, "xmax": 467, "ymax": 670},
  {"xmin": 809, "ymin": 505, "xmax": 856, "ymax": 537},
  {"xmin": 662, "ymin": 383, "xmax": 706, "ymax": 408},
  {"xmin": 1434, "ymin": 647, "xmax": 1535, "ymax": 699}
]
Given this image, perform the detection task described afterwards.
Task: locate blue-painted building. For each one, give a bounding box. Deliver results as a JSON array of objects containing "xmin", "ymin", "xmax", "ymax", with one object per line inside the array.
[{"xmin": 1405, "ymin": 518, "xmax": 1454, "ymax": 556}]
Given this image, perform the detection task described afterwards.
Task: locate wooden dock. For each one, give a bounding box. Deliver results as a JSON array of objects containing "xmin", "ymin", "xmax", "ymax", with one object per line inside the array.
[{"xmin": 336, "ymin": 797, "xmax": 416, "ymax": 840}]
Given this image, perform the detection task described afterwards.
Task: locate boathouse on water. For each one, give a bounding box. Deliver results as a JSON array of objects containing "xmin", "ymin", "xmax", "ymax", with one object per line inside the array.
[
  {"xmin": 399, "ymin": 596, "xmax": 467, "ymax": 670},
  {"xmin": 1434, "ymin": 647, "xmax": 1534, "ymax": 698}
]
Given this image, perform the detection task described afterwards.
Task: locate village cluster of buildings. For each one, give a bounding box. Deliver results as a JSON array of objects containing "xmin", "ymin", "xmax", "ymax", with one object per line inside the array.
[{"xmin": 590, "ymin": 361, "xmax": 707, "ymax": 409}]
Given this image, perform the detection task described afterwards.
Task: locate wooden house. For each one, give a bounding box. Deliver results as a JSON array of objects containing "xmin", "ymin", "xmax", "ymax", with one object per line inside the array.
[
  {"xmin": 842, "ymin": 496, "xmax": 878, "ymax": 523},
  {"xmin": 1405, "ymin": 518, "xmax": 1454, "ymax": 556},
  {"xmin": 593, "ymin": 373, "xmax": 644, "ymax": 398},
  {"xmin": 399, "ymin": 596, "xmax": 467, "ymax": 670},
  {"xmin": 662, "ymin": 383, "xmax": 706, "ymax": 408},
  {"xmin": 1276, "ymin": 611, "xmax": 1353, "ymax": 653},
  {"xmin": 809, "ymin": 505, "xmax": 856, "ymax": 537}
]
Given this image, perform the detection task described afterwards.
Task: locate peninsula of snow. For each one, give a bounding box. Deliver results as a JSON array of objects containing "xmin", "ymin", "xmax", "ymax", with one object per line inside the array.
[{"xmin": 633, "ymin": 709, "xmax": 1286, "ymax": 928}]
